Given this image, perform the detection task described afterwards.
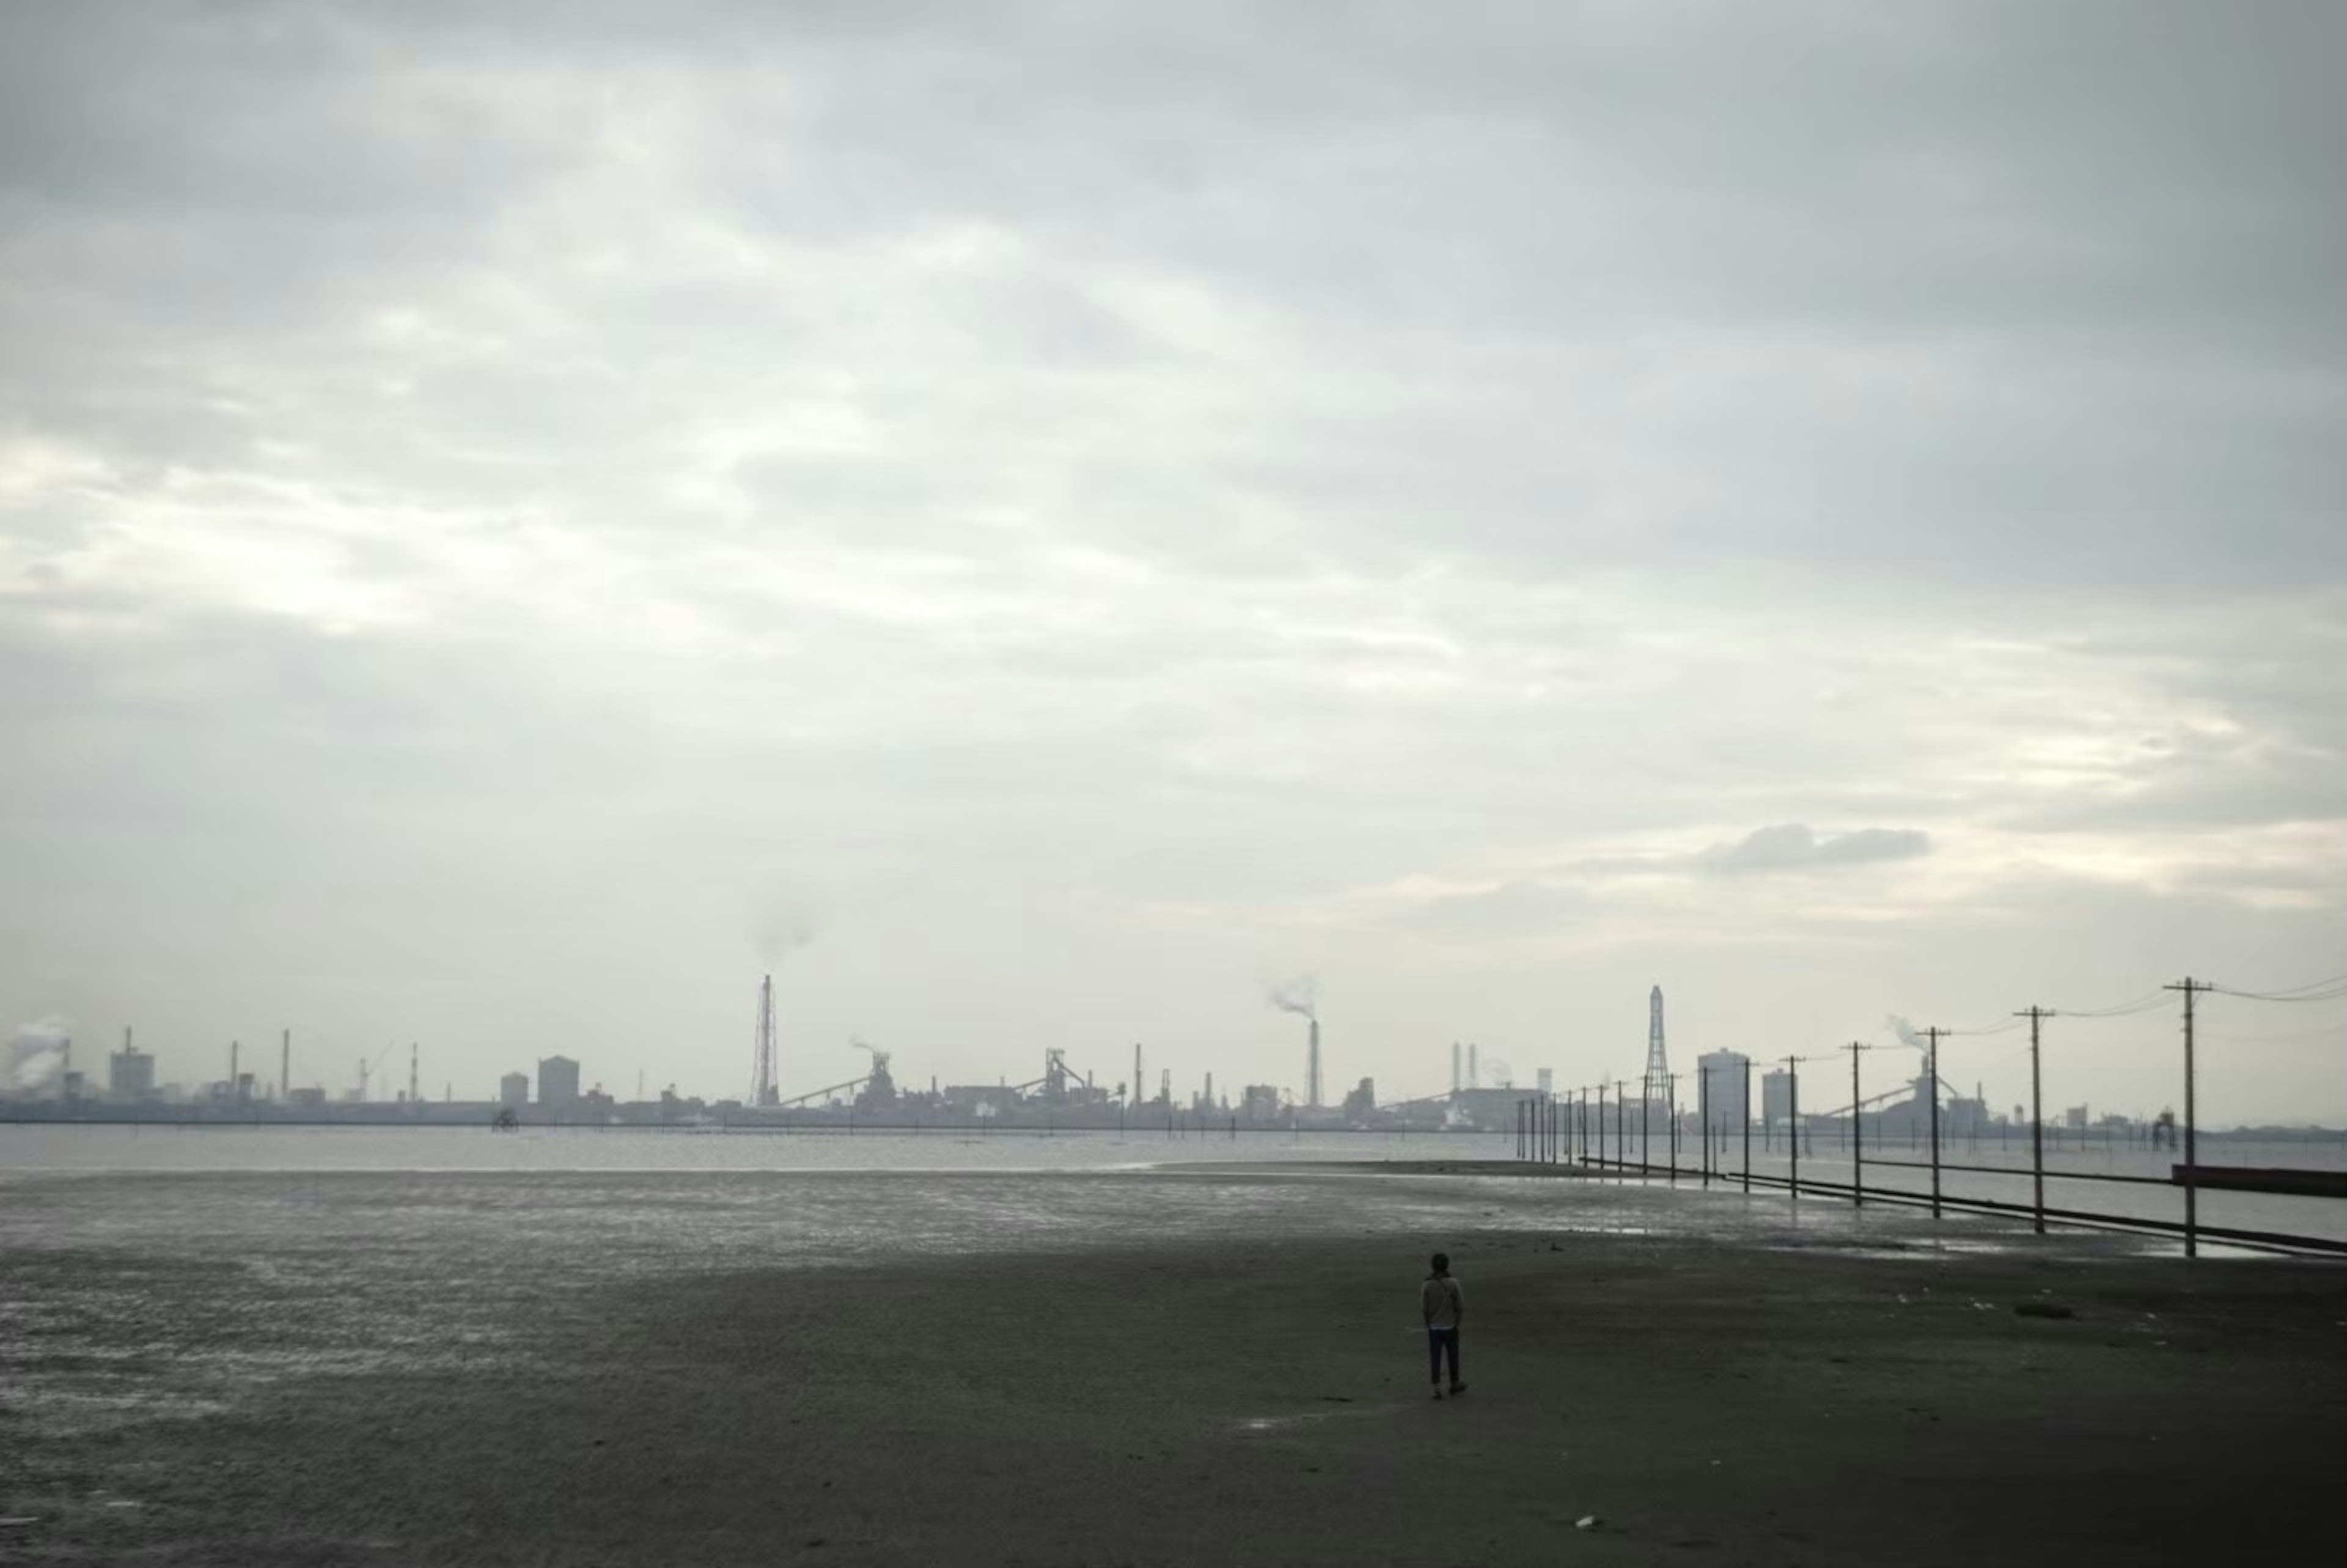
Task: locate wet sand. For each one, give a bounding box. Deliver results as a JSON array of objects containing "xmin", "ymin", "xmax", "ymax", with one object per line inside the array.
[{"xmin": 3, "ymin": 1179, "xmax": 2343, "ymax": 1566}]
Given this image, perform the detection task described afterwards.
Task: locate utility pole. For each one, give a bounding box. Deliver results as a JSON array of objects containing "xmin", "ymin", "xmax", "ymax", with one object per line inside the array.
[
  {"xmin": 2015, "ymin": 1007, "xmax": 2054, "ymax": 1234},
  {"xmin": 280, "ymin": 1028, "xmax": 290, "ymax": 1105},
  {"xmin": 1741, "ymin": 1057, "xmax": 1752, "ymax": 1194},
  {"xmin": 1846, "ymin": 1042, "xmax": 1870, "ymax": 1208},
  {"xmin": 1784, "ymin": 1055, "xmax": 1801, "ymax": 1201},
  {"xmin": 1698, "ymin": 1065, "xmax": 1710, "ymax": 1189},
  {"xmin": 1921, "ymin": 1026, "xmax": 1945, "ymax": 1218},
  {"xmin": 1615, "ymin": 1080, "xmax": 1629, "ymax": 1172},
  {"xmin": 2164, "ymin": 978, "xmax": 2214, "ymax": 1258},
  {"xmin": 1666, "ymin": 1071, "xmax": 1681, "ymax": 1182},
  {"xmin": 1597, "ymin": 1081, "xmax": 1608, "ymax": 1169}
]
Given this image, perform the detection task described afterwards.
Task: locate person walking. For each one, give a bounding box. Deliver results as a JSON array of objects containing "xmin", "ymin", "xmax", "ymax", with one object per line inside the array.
[{"xmin": 1422, "ymin": 1252, "xmax": 1466, "ymax": 1399}]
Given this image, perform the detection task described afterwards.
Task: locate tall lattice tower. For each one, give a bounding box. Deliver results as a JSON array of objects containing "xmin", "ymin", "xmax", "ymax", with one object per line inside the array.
[
  {"xmin": 1306, "ymin": 1017, "xmax": 1322, "ymax": 1108},
  {"xmin": 751, "ymin": 973, "xmax": 778, "ymax": 1106},
  {"xmin": 1642, "ymin": 985, "xmax": 1670, "ymax": 1134}
]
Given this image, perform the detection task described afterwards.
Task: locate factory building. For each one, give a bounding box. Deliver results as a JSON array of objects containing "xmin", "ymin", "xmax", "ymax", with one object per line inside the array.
[
  {"xmin": 537, "ymin": 1055, "xmax": 581, "ymax": 1113},
  {"xmin": 1761, "ymin": 1069, "xmax": 1793, "ymax": 1129},
  {"xmin": 1694, "ymin": 1050, "xmax": 1752, "ymax": 1126},
  {"xmin": 941, "ymin": 1084, "xmax": 1020, "ymax": 1115},
  {"xmin": 499, "ymin": 1072, "xmax": 529, "ymax": 1109},
  {"xmin": 1876, "ymin": 1074, "xmax": 1994, "ymax": 1139},
  {"xmin": 110, "ymin": 1047, "xmax": 156, "ymax": 1100},
  {"xmin": 1444, "ymin": 1087, "xmax": 1524, "ymax": 1129}
]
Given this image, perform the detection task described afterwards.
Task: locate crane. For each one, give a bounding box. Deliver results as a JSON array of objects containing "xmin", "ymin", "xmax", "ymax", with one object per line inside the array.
[{"xmin": 358, "ymin": 1041, "xmax": 399, "ymax": 1103}]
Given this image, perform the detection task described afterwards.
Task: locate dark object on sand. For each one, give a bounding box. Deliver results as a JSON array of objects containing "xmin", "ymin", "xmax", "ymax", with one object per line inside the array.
[
  {"xmin": 2176, "ymin": 1165, "xmax": 2347, "ymax": 1198},
  {"xmin": 2015, "ymin": 1302, "xmax": 2076, "ymax": 1320}
]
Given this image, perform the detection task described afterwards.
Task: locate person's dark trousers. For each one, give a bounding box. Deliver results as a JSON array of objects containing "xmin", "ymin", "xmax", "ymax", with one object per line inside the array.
[{"xmin": 1427, "ymin": 1326, "xmax": 1460, "ymax": 1386}]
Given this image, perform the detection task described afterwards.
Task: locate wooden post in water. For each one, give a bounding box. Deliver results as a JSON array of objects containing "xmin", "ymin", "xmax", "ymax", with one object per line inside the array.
[
  {"xmin": 1666, "ymin": 1074, "xmax": 1678, "ymax": 1181},
  {"xmin": 2165, "ymin": 978, "xmax": 2212, "ymax": 1259},
  {"xmin": 1699, "ymin": 1066, "xmax": 1710, "ymax": 1189},
  {"xmin": 1741, "ymin": 1057, "xmax": 1752, "ymax": 1194},
  {"xmin": 1847, "ymin": 1042, "xmax": 1868, "ymax": 1209},
  {"xmin": 1924, "ymin": 1025, "xmax": 1944, "ymax": 1219},
  {"xmin": 2016, "ymin": 1006, "xmax": 2051, "ymax": 1234},
  {"xmin": 1785, "ymin": 1055, "xmax": 1801, "ymax": 1201}
]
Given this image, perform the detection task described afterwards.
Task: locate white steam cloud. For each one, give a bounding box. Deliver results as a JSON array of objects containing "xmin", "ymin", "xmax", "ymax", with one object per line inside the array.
[{"xmin": 8, "ymin": 1015, "xmax": 73, "ymax": 1089}]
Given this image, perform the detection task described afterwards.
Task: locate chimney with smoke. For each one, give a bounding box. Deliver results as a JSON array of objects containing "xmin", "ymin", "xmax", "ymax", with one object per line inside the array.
[{"xmin": 1266, "ymin": 978, "xmax": 1320, "ymax": 1108}]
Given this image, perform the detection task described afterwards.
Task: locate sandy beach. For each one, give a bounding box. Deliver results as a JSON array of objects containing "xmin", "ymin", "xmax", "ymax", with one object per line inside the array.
[{"xmin": 2, "ymin": 1163, "xmax": 2342, "ymax": 1566}]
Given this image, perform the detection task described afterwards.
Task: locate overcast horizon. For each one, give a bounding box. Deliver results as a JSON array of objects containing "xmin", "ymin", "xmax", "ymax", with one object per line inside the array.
[{"xmin": 4, "ymin": 2, "xmax": 2341, "ymax": 1123}]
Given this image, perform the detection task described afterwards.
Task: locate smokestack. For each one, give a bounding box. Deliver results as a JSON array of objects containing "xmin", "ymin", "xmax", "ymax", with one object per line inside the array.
[
  {"xmin": 1307, "ymin": 1017, "xmax": 1321, "ymax": 1108},
  {"xmin": 1205, "ymin": 1071, "xmax": 1213, "ymax": 1108},
  {"xmin": 1134, "ymin": 1042, "xmax": 1143, "ymax": 1106},
  {"xmin": 1468, "ymin": 1042, "xmax": 1479, "ymax": 1090},
  {"xmin": 409, "ymin": 1043, "xmax": 419, "ymax": 1110},
  {"xmin": 1451, "ymin": 1041, "xmax": 1461, "ymax": 1094},
  {"xmin": 281, "ymin": 1029, "xmax": 290, "ymax": 1102},
  {"xmin": 230, "ymin": 1039, "xmax": 238, "ymax": 1087}
]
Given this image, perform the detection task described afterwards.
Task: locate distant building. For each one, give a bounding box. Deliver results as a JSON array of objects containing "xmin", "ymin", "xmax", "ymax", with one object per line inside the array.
[
  {"xmin": 1537, "ymin": 1068, "xmax": 1553, "ymax": 1096},
  {"xmin": 1695, "ymin": 1051, "xmax": 1752, "ymax": 1126},
  {"xmin": 110, "ymin": 1048, "xmax": 156, "ymax": 1100},
  {"xmin": 1342, "ymin": 1077, "xmax": 1376, "ymax": 1120},
  {"xmin": 1445, "ymin": 1087, "xmax": 1522, "ymax": 1129},
  {"xmin": 1241, "ymin": 1083, "xmax": 1284, "ymax": 1121},
  {"xmin": 499, "ymin": 1072, "xmax": 529, "ymax": 1109},
  {"xmin": 1761, "ymin": 1069, "xmax": 1794, "ymax": 1128},
  {"xmin": 287, "ymin": 1086, "xmax": 327, "ymax": 1110},
  {"xmin": 538, "ymin": 1055, "xmax": 581, "ymax": 1113}
]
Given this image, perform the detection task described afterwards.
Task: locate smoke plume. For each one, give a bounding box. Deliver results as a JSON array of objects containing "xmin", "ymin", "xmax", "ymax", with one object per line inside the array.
[
  {"xmin": 9, "ymin": 1015, "xmax": 72, "ymax": 1088},
  {"xmin": 1267, "ymin": 977, "xmax": 1318, "ymax": 1021},
  {"xmin": 747, "ymin": 885, "xmax": 825, "ymax": 969},
  {"xmin": 1884, "ymin": 1014, "xmax": 1925, "ymax": 1051}
]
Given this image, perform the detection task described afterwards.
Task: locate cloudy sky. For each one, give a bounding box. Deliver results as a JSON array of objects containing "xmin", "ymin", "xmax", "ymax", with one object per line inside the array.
[{"xmin": 4, "ymin": 1, "xmax": 2341, "ymax": 1120}]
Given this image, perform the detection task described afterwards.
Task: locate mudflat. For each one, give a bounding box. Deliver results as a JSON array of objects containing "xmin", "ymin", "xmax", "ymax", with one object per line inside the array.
[{"xmin": 2, "ymin": 1178, "xmax": 2342, "ymax": 1567}]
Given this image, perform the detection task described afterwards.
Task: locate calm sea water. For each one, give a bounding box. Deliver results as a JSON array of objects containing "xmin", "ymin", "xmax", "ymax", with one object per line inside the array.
[{"xmin": 2, "ymin": 1124, "xmax": 2337, "ymax": 1242}]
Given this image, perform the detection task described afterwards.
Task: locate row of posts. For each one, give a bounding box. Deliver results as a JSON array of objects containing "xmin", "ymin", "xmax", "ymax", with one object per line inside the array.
[{"xmin": 1512, "ymin": 983, "xmax": 2215, "ymax": 1256}]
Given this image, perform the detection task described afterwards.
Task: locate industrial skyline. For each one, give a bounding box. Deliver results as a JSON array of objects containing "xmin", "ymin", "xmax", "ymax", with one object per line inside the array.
[{"xmin": 10, "ymin": 967, "xmax": 2339, "ymax": 1135}]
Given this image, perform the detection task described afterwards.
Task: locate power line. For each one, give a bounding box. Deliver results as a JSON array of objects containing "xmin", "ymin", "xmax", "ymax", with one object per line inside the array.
[
  {"xmin": 2044, "ymin": 989, "xmax": 2169, "ymax": 1019},
  {"xmin": 2214, "ymin": 980, "xmax": 2347, "ymax": 1003},
  {"xmin": 2218, "ymin": 969, "xmax": 2347, "ymax": 998}
]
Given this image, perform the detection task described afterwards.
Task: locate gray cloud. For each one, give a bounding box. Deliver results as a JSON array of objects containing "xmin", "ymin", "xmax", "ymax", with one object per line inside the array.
[
  {"xmin": 1701, "ymin": 825, "xmax": 1933, "ymax": 876},
  {"xmin": 1, "ymin": 2, "xmax": 2340, "ymax": 1120}
]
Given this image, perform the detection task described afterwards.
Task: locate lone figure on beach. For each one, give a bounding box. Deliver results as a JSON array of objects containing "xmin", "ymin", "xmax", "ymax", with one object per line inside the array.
[{"xmin": 1422, "ymin": 1252, "xmax": 1465, "ymax": 1399}]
